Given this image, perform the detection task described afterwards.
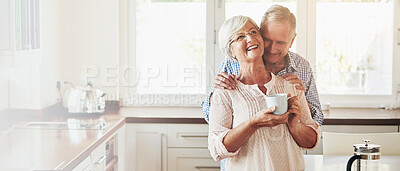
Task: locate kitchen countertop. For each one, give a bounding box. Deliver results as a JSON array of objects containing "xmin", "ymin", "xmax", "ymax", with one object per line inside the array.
[
  {"xmin": 0, "ymin": 105, "xmax": 399, "ymax": 170},
  {"xmin": 0, "ymin": 103, "xmax": 124, "ymax": 171},
  {"xmin": 121, "ymin": 107, "xmax": 400, "ymax": 125},
  {"xmin": 323, "ymin": 108, "xmax": 400, "ymax": 125},
  {"xmin": 304, "ymin": 155, "xmax": 400, "ymax": 171}
]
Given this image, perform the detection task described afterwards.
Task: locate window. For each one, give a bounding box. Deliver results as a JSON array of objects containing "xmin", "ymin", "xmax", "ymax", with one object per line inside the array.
[
  {"xmin": 225, "ymin": 0, "xmax": 297, "ymax": 51},
  {"xmin": 316, "ymin": 0, "xmax": 393, "ymax": 95},
  {"xmin": 126, "ymin": 0, "xmax": 210, "ymax": 106},
  {"xmin": 0, "ymin": 0, "xmax": 40, "ymax": 53},
  {"xmin": 15, "ymin": 0, "xmax": 40, "ymax": 51},
  {"xmin": 135, "ymin": 0, "xmax": 206, "ymax": 95},
  {"xmin": 312, "ymin": 0, "xmax": 400, "ymax": 108},
  {"xmin": 0, "ymin": 0, "xmax": 41, "ymax": 67},
  {"xmin": 126, "ymin": 0, "xmax": 400, "ymax": 107}
]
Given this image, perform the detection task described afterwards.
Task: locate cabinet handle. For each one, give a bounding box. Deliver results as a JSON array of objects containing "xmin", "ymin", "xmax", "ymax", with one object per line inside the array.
[
  {"xmin": 195, "ymin": 166, "xmax": 220, "ymax": 169},
  {"xmin": 95, "ymin": 156, "xmax": 106, "ymax": 164},
  {"xmin": 398, "ymin": 28, "xmax": 400, "ymax": 45},
  {"xmin": 180, "ymin": 134, "xmax": 208, "ymax": 138},
  {"xmin": 160, "ymin": 133, "xmax": 164, "ymax": 171}
]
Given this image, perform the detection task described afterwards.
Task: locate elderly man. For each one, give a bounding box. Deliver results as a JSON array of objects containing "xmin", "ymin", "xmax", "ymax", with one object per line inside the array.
[{"xmin": 201, "ymin": 4, "xmax": 324, "ymax": 171}]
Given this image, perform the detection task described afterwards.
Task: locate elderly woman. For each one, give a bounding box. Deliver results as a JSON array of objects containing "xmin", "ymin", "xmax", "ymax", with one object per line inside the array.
[{"xmin": 208, "ymin": 15, "xmax": 321, "ymax": 171}]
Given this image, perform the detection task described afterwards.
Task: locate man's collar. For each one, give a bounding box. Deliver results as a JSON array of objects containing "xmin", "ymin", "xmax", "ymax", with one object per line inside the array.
[{"xmin": 285, "ymin": 51, "xmax": 298, "ymax": 72}]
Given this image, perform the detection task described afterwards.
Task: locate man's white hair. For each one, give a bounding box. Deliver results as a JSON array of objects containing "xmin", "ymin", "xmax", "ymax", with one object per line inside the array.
[{"xmin": 260, "ymin": 4, "xmax": 296, "ymax": 38}]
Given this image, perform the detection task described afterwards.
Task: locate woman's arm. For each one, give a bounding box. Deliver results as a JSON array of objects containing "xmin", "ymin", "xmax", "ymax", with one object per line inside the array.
[
  {"xmin": 223, "ymin": 107, "xmax": 290, "ymax": 152},
  {"xmin": 287, "ymin": 115, "xmax": 317, "ymax": 148},
  {"xmin": 222, "ymin": 119, "xmax": 258, "ymax": 152},
  {"xmin": 286, "ymin": 95, "xmax": 319, "ymax": 149},
  {"xmin": 209, "ymin": 89, "xmax": 292, "ymax": 160}
]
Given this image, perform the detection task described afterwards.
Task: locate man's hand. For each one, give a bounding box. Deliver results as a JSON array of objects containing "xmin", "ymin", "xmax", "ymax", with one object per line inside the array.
[
  {"xmin": 286, "ymin": 94, "xmax": 301, "ymax": 118},
  {"xmin": 283, "ymin": 73, "xmax": 305, "ymax": 91},
  {"xmin": 213, "ymin": 72, "xmax": 237, "ymax": 90},
  {"xmin": 250, "ymin": 106, "xmax": 290, "ymax": 128}
]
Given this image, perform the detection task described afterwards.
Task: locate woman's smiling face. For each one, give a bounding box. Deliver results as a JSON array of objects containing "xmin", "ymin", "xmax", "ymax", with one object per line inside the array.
[{"xmin": 229, "ymin": 21, "xmax": 264, "ymax": 63}]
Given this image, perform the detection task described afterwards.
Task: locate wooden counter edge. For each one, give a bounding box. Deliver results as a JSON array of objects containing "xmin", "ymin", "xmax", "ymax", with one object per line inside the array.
[
  {"xmin": 61, "ymin": 117, "xmax": 126, "ymax": 171},
  {"xmin": 323, "ymin": 118, "xmax": 400, "ymax": 125},
  {"xmin": 125, "ymin": 117, "xmax": 400, "ymax": 125},
  {"xmin": 125, "ymin": 117, "xmax": 208, "ymax": 124}
]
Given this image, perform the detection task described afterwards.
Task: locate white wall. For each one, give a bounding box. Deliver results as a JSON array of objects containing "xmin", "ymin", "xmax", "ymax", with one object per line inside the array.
[
  {"xmin": 5, "ymin": 0, "xmax": 119, "ymax": 109},
  {"xmin": 59, "ymin": 0, "xmax": 119, "ymax": 102},
  {"xmin": 39, "ymin": 0, "xmax": 65, "ymax": 107}
]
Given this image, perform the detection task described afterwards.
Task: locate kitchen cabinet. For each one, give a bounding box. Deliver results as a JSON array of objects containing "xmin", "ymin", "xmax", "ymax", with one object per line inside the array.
[
  {"xmin": 72, "ymin": 156, "xmax": 93, "ymax": 171},
  {"xmin": 168, "ymin": 148, "xmax": 219, "ymax": 171},
  {"xmin": 72, "ymin": 143, "xmax": 105, "ymax": 171},
  {"xmin": 112, "ymin": 125, "xmax": 126, "ymax": 171},
  {"xmin": 73, "ymin": 125, "xmax": 125, "ymax": 171},
  {"xmin": 126, "ymin": 124, "xmax": 168, "ymax": 171},
  {"xmin": 167, "ymin": 124, "xmax": 219, "ymax": 171},
  {"xmin": 91, "ymin": 143, "xmax": 106, "ymax": 171},
  {"xmin": 103, "ymin": 124, "xmax": 126, "ymax": 171},
  {"xmin": 167, "ymin": 124, "xmax": 209, "ymax": 148},
  {"xmin": 306, "ymin": 125, "xmax": 399, "ymax": 155},
  {"xmin": 126, "ymin": 123, "xmax": 219, "ymax": 171}
]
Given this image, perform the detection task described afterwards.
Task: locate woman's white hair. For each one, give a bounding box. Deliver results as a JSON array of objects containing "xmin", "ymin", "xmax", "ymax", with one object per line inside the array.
[
  {"xmin": 260, "ymin": 4, "xmax": 296, "ymax": 38},
  {"xmin": 218, "ymin": 15, "xmax": 259, "ymax": 60}
]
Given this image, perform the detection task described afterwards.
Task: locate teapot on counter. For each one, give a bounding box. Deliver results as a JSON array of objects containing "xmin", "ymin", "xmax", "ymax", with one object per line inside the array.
[
  {"xmin": 63, "ymin": 83, "xmax": 106, "ymax": 114},
  {"xmin": 346, "ymin": 139, "xmax": 381, "ymax": 171}
]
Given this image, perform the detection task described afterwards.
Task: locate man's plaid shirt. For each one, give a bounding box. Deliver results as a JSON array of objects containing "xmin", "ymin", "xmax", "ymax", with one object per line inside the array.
[{"xmin": 201, "ymin": 51, "xmax": 324, "ymax": 125}]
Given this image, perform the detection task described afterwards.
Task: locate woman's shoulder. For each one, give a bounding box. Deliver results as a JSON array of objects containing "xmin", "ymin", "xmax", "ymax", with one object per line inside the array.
[
  {"xmin": 270, "ymin": 74, "xmax": 297, "ymax": 93},
  {"xmin": 212, "ymin": 88, "xmax": 235, "ymax": 105},
  {"xmin": 269, "ymin": 73, "xmax": 286, "ymax": 85},
  {"xmin": 213, "ymin": 87, "xmax": 233, "ymax": 98}
]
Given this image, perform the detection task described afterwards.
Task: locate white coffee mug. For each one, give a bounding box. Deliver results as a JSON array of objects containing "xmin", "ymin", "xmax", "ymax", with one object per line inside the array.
[{"xmin": 265, "ymin": 93, "xmax": 291, "ymax": 115}]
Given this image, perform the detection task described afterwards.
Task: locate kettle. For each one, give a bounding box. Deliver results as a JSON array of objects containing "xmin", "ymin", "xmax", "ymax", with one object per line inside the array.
[
  {"xmin": 63, "ymin": 83, "xmax": 106, "ymax": 113},
  {"xmin": 346, "ymin": 139, "xmax": 381, "ymax": 171}
]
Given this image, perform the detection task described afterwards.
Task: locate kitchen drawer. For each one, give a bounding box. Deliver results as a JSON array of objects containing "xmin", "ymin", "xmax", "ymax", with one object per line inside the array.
[
  {"xmin": 72, "ymin": 156, "xmax": 92, "ymax": 171},
  {"xmin": 168, "ymin": 148, "xmax": 219, "ymax": 171},
  {"xmin": 167, "ymin": 124, "xmax": 209, "ymax": 148},
  {"xmin": 91, "ymin": 143, "xmax": 106, "ymax": 171}
]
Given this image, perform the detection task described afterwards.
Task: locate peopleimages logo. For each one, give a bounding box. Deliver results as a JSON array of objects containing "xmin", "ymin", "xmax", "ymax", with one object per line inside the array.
[
  {"xmin": 79, "ymin": 64, "xmax": 213, "ymax": 105},
  {"xmin": 82, "ymin": 64, "xmax": 216, "ymax": 88},
  {"xmin": 122, "ymin": 94, "xmax": 206, "ymax": 106}
]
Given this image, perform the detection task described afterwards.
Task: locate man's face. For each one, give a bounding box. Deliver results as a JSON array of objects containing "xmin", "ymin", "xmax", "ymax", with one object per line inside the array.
[{"xmin": 261, "ymin": 21, "xmax": 296, "ymax": 65}]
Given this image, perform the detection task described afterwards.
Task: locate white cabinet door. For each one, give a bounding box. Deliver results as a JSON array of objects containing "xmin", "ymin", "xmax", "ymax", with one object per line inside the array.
[
  {"xmin": 307, "ymin": 125, "xmax": 399, "ymax": 155},
  {"xmin": 126, "ymin": 124, "xmax": 167, "ymax": 171},
  {"xmin": 115, "ymin": 125, "xmax": 126, "ymax": 171},
  {"xmin": 91, "ymin": 143, "xmax": 106, "ymax": 171},
  {"xmin": 168, "ymin": 148, "xmax": 220, "ymax": 171}
]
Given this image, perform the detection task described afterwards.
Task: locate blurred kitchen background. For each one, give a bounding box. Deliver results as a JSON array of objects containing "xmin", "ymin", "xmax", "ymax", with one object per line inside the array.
[
  {"xmin": 1, "ymin": 0, "xmax": 400, "ymax": 111},
  {"xmin": 1, "ymin": 0, "xmax": 400, "ymax": 171}
]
